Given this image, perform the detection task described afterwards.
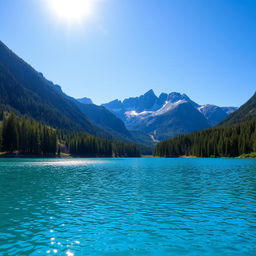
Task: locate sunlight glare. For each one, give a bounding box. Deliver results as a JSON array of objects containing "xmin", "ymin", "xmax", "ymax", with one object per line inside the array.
[{"xmin": 47, "ymin": 0, "xmax": 96, "ymax": 24}]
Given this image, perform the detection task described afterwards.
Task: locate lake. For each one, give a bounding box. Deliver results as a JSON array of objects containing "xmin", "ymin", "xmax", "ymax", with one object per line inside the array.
[{"xmin": 0, "ymin": 158, "xmax": 255, "ymax": 255}]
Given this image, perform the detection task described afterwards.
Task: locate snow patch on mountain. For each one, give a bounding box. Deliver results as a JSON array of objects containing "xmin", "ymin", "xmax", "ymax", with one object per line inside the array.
[
  {"xmin": 125, "ymin": 110, "xmax": 153, "ymax": 118},
  {"xmin": 153, "ymin": 100, "xmax": 187, "ymax": 116},
  {"xmin": 125, "ymin": 99, "xmax": 187, "ymax": 120}
]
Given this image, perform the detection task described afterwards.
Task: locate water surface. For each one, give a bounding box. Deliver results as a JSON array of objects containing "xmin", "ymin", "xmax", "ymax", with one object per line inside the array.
[{"xmin": 0, "ymin": 158, "xmax": 255, "ymax": 255}]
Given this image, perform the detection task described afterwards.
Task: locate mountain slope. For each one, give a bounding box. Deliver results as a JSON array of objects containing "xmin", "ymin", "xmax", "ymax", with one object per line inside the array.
[
  {"xmin": 0, "ymin": 40, "xmax": 110, "ymax": 138},
  {"xmin": 133, "ymin": 101, "xmax": 210, "ymax": 140},
  {"xmin": 47, "ymin": 81, "xmax": 135, "ymax": 142},
  {"xmin": 0, "ymin": 64, "xmax": 72, "ymax": 130},
  {"xmin": 220, "ymin": 93, "xmax": 256, "ymax": 125},
  {"xmin": 75, "ymin": 103, "xmax": 132, "ymax": 139},
  {"xmin": 198, "ymin": 105, "xmax": 230, "ymax": 126}
]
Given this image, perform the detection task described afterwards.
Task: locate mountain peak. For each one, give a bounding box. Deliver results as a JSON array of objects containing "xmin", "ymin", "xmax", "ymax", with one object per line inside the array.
[
  {"xmin": 168, "ymin": 92, "xmax": 186, "ymax": 102},
  {"xmin": 144, "ymin": 89, "xmax": 156, "ymax": 96}
]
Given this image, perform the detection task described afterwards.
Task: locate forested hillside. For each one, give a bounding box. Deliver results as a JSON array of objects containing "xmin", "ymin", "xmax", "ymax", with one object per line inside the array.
[
  {"xmin": 220, "ymin": 93, "xmax": 256, "ymax": 125},
  {"xmin": 154, "ymin": 119, "xmax": 256, "ymax": 157},
  {"xmin": 0, "ymin": 40, "xmax": 110, "ymax": 138},
  {"xmin": 0, "ymin": 113, "xmax": 141, "ymax": 157},
  {"xmin": 0, "ymin": 40, "xmax": 154, "ymax": 147}
]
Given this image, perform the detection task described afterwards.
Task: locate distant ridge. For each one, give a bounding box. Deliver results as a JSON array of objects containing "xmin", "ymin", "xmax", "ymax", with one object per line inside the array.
[{"xmin": 77, "ymin": 97, "xmax": 93, "ymax": 105}]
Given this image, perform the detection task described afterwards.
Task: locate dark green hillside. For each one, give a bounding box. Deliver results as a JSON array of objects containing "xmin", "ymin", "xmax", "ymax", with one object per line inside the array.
[
  {"xmin": 0, "ymin": 65, "xmax": 78, "ymax": 131},
  {"xmin": 0, "ymin": 113, "xmax": 57, "ymax": 155},
  {"xmin": 154, "ymin": 119, "xmax": 256, "ymax": 158},
  {"xmin": 0, "ymin": 113, "xmax": 141, "ymax": 157},
  {"xmin": 0, "ymin": 40, "xmax": 109, "ymax": 138},
  {"xmin": 220, "ymin": 93, "xmax": 256, "ymax": 125}
]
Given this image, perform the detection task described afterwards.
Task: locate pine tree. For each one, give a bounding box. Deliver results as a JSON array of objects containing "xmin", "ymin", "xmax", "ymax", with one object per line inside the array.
[{"xmin": 2, "ymin": 113, "xmax": 19, "ymax": 152}]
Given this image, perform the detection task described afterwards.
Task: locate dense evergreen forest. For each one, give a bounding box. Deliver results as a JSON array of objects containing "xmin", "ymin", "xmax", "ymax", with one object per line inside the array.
[
  {"xmin": 0, "ymin": 113, "xmax": 141, "ymax": 157},
  {"xmin": 0, "ymin": 113, "xmax": 57, "ymax": 155},
  {"xmin": 65, "ymin": 133, "xmax": 140, "ymax": 157},
  {"xmin": 154, "ymin": 119, "xmax": 256, "ymax": 157}
]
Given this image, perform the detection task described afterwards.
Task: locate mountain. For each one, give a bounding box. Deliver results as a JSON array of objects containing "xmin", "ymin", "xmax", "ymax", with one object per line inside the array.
[
  {"xmin": 76, "ymin": 103, "xmax": 131, "ymax": 138},
  {"xmin": 220, "ymin": 93, "xmax": 256, "ymax": 125},
  {"xmin": 197, "ymin": 105, "xmax": 238, "ymax": 126},
  {"xmin": 0, "ymin": 39, "xmax": 150, "ymax": 145},
  {"xmin": 0, "ymin": 39, "xmax": 240, "ymax": 146},
  {"xmin": 155, "ymin": 92, "xmax": 256, "ymax": 158},
  {"xmin": 0, "ymin": 40, "xmax": 154, "ymax": 148},
  {"xmin": 221, "ymin": 107, "xmax": 238, "ymax": 115},
  {"xmin": 103, "ymin": 90, "xmax": 237, "ymax": 140},
  {"xmin": 123, "ymin": 89, "xmax": 158, "ymax": 112},
  {"xmin": 0, "ymin": 40, "xmax": 112, "ymax": 138},
  {"xmin": 131, "ymin": 101, "xmax": 210, "ymax": 141},
  {"xmin": 77, "ymin": 97, "xmax": 93, "ymax": 105}
]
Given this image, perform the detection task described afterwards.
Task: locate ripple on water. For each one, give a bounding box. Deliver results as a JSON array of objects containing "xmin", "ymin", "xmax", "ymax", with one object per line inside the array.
[{"xmin": 0, "ymin": 158, "xmax": 256, "ymax": 255}]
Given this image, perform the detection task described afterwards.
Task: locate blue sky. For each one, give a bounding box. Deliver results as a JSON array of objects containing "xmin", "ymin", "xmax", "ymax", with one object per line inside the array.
[{"xmin": 0, "ymin": 0, "xmax": 255, "ymax": 106}]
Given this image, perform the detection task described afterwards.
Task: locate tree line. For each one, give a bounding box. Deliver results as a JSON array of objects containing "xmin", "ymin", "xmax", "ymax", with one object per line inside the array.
[
  {"xmin": 62, "ymin": 132, "xmax": 140, "ymax": 157},
  {"xmin": 0, "ymin": 113, "xmax": 57, "ymax": 155},
  {"xmin": 154, "ymin": 119, "xmax": 256, "ymax": 157},
  {"xmin": 0, "ymin": 113, "xmax": 141, "ymax": 157}
]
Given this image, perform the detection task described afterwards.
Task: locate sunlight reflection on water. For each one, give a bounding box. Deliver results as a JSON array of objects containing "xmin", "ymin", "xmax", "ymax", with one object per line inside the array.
[
  {"xmin": 33, "ymin": 159, "xmax": 109, "ymax": 166},
  {"xmin": 1, "ymin": 158, "xmax": 109, "ymax": 168},
  {"xmin": 0, "ymin": 158, "xmax": 255, "ymax": 256}
]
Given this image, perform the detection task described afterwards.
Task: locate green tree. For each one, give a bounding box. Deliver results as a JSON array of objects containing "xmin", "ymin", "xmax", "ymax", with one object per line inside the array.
[{"xmin": 2, "ymin": 113, "xmax": 19, "ymax": 152}]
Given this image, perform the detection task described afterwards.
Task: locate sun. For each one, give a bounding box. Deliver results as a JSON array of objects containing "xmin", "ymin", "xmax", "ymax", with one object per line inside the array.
[{"xmin": 47, "ymin": 0, "xmax": 96, "ymax": 24}]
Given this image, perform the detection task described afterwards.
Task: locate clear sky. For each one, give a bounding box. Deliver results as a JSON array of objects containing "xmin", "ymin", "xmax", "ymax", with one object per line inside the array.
[{"xmin": 0, "ymin": 0, "xmax": 255, "ymax": 106}]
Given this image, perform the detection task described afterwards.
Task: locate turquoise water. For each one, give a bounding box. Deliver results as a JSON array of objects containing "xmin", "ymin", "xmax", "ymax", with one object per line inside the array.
[{"xmin": 0, "ymin": 158, "xmax": 255, "ymax": 256}]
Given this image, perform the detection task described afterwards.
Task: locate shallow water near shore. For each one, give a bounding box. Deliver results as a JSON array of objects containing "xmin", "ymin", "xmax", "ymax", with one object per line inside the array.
[{"xmin": 0, "ymin": 158, "xmax": 256, "ymax": 255}]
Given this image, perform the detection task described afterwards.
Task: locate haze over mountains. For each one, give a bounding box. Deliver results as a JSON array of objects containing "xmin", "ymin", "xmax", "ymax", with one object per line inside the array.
[{"xmin": 0, "ymin": 39, "xmax": 239, "ymax": 147}]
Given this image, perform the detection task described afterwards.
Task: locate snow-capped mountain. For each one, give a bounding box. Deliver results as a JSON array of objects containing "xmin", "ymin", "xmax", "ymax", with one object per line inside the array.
[{"xmin": 103, "ymin": 90, "xmax": 237, "ymax": 141}]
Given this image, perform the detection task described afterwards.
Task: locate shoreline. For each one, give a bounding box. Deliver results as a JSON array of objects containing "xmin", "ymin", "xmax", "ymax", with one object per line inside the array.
[
  {"xmin": 152, "ymin": 155, "xmax": 256, "ymax": 159},
  {"xmin": 0, "ymin": 154, "xmax": 255, "ymax": 159},
  {"xmin": 0, "ymin": 153, "xmax": 142, "ymax": 159}
]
